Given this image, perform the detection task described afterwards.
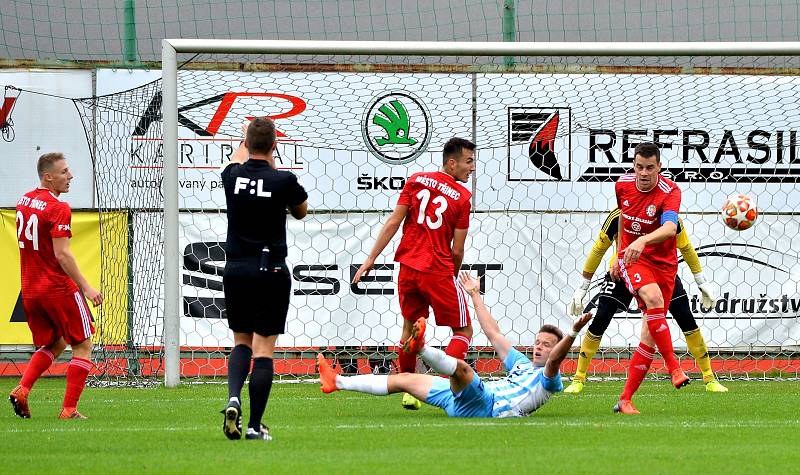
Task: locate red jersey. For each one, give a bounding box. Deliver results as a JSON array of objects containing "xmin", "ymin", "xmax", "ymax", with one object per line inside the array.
[
  {"xmin": 16, "ymin": 188, "xmax": 79, "ymax": 298},
  {"xmin": 394, "ymin": 171, "xmax": 472, "ymax": 275},
  {"xmin": 615, "ymin": 173, "xmax": 681, "ymax": 272}
]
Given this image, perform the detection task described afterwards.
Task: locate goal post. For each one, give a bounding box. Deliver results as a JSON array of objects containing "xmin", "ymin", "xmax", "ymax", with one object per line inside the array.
[{"xmin": 157, "ymin": 40, "xmax": 800, "ymax": 387}]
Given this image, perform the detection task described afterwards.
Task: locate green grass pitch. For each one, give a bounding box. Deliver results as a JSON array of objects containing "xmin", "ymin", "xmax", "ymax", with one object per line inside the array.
[{"xmin": 2, "ymin": 378, "xmax": 798, "ymax": 474}]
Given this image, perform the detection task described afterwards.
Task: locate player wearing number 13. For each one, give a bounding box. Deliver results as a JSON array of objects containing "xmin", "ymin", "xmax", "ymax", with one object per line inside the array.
[
  {"xmin": 352, "ymin": 138, "xmax": 475, "ymax": 410},
  {"xmin": 10, "ymin": 153, "xmax": 103, "ymax": 420}
]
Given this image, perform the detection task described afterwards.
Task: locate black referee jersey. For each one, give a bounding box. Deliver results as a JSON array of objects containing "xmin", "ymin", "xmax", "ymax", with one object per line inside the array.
[{"xmin": 221, "ymin": 159, "xmax": 308, "ymax": 262}]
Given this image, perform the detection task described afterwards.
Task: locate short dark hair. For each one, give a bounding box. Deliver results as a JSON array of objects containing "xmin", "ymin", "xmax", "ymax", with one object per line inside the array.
[
  {"xmin": 37, "ymin": 152, "xmax": 65, "ymax": 178},
  {"xmin": 538, "ymin": 324, "xmax": 564, "ymax": 342},
  {"xmin": 442, "ymin": 137, "xmax": 476, "ymax": 166},
  {"xmin": 634, "ymin": 142, "xmax": 660, "ymax": 162},
  {"xmin": 246, "ymin": 117, "xmax": 277, "ymax": 155}
]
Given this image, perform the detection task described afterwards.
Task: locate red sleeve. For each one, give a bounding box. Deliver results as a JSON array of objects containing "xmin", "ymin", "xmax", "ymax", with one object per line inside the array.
[
  {"xmin": 663, "ymin": 186, "xmax": 681, "ymax": 214},
  {"xmin": 49, "ymin": 203, "xmax": 73, "ymax": 239},
  {"xmin": 456, "ymin": 199, "xmax": 471, "ymax": 229},
  {"xmin": 615, "ymin": 180, "xmax": 624, "ymax": 208},
  {"xmin": 397, "ymin": 174, "xmax": 415, "ymax": 207}
]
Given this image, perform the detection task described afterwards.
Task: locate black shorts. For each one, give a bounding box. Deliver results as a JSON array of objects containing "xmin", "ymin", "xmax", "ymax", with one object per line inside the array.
[{"xmin": 223, "ymin": 260, "xmax": 291, "ymax": 337}]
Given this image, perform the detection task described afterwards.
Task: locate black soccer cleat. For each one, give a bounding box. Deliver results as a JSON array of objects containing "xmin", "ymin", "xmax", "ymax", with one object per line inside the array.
[
  {"xmin": 245, "ymin": 423, "xmax": 272, "ymax": 441},
  {"xmin": 221, "ymin": 401, "xmax": 242, "ymax": 440}
]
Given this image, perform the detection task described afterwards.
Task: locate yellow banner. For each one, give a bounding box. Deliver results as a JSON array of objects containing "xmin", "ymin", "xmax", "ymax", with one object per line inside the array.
[{"xmin": 0, "ymin": 209, "xmax": 128, "ymax": 345}]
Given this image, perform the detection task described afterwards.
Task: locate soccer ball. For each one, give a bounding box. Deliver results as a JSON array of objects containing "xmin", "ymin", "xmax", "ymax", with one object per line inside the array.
[{"xmin": 721, "ymin": 193, "xmax": 758, "ymax": 231}]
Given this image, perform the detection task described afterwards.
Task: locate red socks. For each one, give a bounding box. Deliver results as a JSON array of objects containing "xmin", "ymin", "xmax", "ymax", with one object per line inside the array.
[
  {"xmin": 397, "ymin": 341, "xmax": 417, "ymax": 373},
  {"xmin": 445, "ymin": 334, "xmax": 471, "ymax": 360},
  {"xmin": 644, "ymin": 307, "xmax": 679, "ymax": 372},
  {"xmin": 620, "ymin": 343, "xmax": 655, "ymax": 401},
  {"xmin": 63, "ymin": 358, "xmax": 93, "ymax": 409},
  {"xmin": 20, "ymin": 348, "xmax": 55, "ymax": 390}
]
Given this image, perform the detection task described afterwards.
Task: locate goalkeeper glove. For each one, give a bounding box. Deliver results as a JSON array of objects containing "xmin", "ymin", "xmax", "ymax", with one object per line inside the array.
[
  {"xmin": 568, "ymin": 278, "xmax": 591, "ymax": 317},
  {"xmin": 694, "ymin": 272, "xmax": 717, "ymax": 311}
]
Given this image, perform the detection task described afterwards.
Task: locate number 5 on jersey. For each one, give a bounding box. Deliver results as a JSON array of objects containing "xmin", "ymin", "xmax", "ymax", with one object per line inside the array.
[{"xmin": 416, "ymin": 188, "xmax": 448, "ymax": 230}]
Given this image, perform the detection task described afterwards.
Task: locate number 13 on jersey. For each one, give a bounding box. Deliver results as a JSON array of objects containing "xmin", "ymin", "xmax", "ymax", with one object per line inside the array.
[{"xmin": 416, "ymin": 188, "xmax": 448, "ymax": 230}]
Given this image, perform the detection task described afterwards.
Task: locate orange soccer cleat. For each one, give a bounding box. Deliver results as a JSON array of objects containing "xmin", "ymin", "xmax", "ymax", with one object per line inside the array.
[
  {"xmin": 402, "ymin": 317, "xmax": 427, "ymax": 355},
  {"xmin": 59, "ymin": 407, "xmax": 88, "ymax": 420},
  {"xmin": 671, "ymin": 369, "xmax": 691, "ymax": 389},
  {"xmin": 9, "ymin": 385, "xmax": 31, "ymax": 419},
  {"xmin": 613, "ymin": 400, "xmax": 640, "ymax": 415},
  {"xmin": 317, "ymin": 354, "xmax": 339, "ymax": 394}
]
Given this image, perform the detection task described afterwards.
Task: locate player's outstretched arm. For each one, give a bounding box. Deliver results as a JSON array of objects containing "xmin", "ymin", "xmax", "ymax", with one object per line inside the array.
[
  {"xmin": 543, "ymin": 312, "xmax": 592, "ymax": 378},
  {"xmin": 231, "ymin": 123, "xmax": 250, "ymax": 164},
  {"xmin": 570, "ymin": 211, "xmax": 617, "ymax": 315},
  {"xmin": 459, "ymin": 271, "xmax": 512, "ymax": 361},
  {"xmin": 569, "ymin": 242, "xmax": 604, "ymax": 315},
  {"xmin": 53, "ymin": 237, "xmax": 103, "ymax": 306},
  {"xmin": 351, "ymin": 205, "xmax": 409, "ymax": 283},
  {"xmin": 677, "ymin": 226, "xmax": 716, "ymax": 310}
]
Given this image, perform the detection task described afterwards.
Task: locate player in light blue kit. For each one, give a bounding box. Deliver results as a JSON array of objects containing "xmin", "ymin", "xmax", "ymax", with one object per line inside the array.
[{"xmin": 318, "ymin": 272, "xmax": 592, "ymax": 418}]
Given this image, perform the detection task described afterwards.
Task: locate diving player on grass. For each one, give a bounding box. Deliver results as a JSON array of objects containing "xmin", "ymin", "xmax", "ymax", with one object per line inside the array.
[
  {"xmin": 319, "ymin": 272, "xmax": 592, "ymax": 418},
  {"xmin": 352, "ymin": 138, "xmax": 476, "ymax": 410},
  {"xmin": 564, "ymin": 208, "xmax": 727, "ymax": 394}
]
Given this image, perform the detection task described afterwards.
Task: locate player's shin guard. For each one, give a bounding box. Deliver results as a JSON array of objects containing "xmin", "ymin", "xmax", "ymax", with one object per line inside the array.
[
  {"xmin": 227, "ymin": 344, "xmax": 252, "ymax": 401},
  {"xmin": 20, "ymin": 348, "xmax": 55, "ymax": 390},
  {"xmin": 445, "ymin": 334, "xmax": 470, "ymax": 361},
  {"xmin": 63, "ymin": 358, "xmax": 92, "ymax": 410},
  {"xmin": 644, "ymin": 307, "xmax": 679, "ymax": 372},
  {"xmin": 248, "ymin": 357, "xmax": 273, "ymax": 431},
  {"xmin": 397, "ymin": 341, "xmax": 417, "ymax": 373},
  {"xmin": 573, "ymin": 332, "xmax": 602, "ymax": 383},
  {"xmin": 418, "ymin": 345, "xmax": 458, "ymax": 376},
  {"xmin": 619, "ymin": 343, "xmax": 655, "ymax": 401},
  {"xmin": 684, "ymin": 328, "xmax": 715, "ymax": 383}
]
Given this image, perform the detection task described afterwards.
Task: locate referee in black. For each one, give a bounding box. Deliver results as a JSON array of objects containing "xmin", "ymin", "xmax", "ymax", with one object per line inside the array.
[{"xmin": 220, "ymin": 117, "xmax": 308, "ymax": 441}]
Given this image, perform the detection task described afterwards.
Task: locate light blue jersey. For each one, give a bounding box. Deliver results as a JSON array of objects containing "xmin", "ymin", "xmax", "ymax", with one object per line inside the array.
[
  {"xmin": 487, "ymin": 348, "xmax": 563, "ymax": 418},
  {"xmin": 424, "ymin": 348, "xmax": 562, "ymax": 418}
]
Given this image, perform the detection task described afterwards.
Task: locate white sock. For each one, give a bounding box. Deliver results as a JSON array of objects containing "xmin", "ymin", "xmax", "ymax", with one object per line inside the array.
[
  {"xmin": 336, "ymin": 374, "xmax": 389, "ymax": 395},
  {"xmin": 418, "ymin": 345, "xmax": 458, "ymax": 376},
  {"xmin": 229, "ymin": 396, "xmax": 240, "ymax": 405}
]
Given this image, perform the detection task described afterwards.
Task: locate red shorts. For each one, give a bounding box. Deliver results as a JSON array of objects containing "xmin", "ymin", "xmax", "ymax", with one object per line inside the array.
[
  {"xmin": 23, "ymin": 291, "xmax": 95, "ymax": 346},
  {"xmin": 398, "ymin": 264, "xmax": 470, "ymax": 329},
  {"xmin": 618, "ymin": 259, "xmax": 676, "ymax": 310}
]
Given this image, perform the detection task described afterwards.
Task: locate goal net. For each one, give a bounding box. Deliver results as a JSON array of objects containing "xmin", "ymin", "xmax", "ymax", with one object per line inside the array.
[{"xmin": 75, "ymin": 41, "xmax": 800, "ymax": 385}]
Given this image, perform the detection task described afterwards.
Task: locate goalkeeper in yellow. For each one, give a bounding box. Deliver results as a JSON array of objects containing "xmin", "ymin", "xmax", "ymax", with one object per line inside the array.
[{"xmin": 565, "ymin": 208, "xmax": 728, "ymax": 393}]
